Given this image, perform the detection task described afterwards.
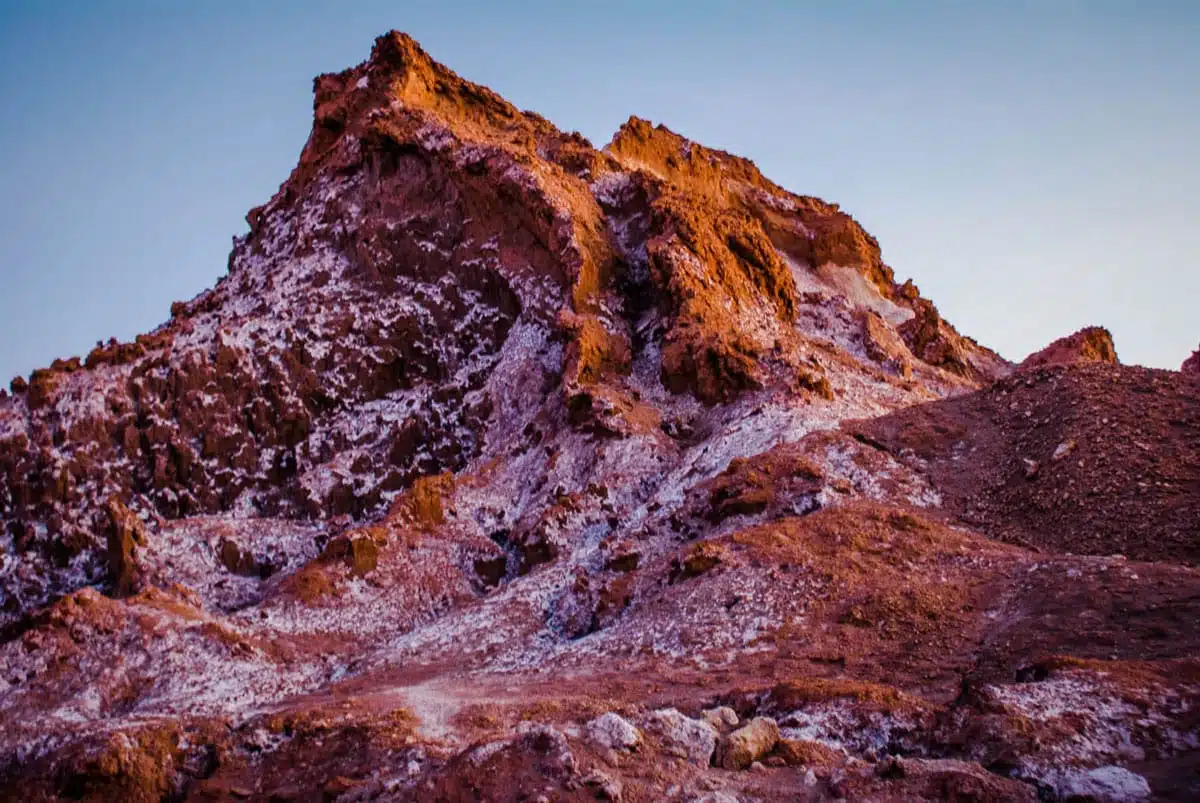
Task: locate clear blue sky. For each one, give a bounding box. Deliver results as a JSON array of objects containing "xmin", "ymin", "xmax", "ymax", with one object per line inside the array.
[{"xmin": 1, "ymin": 1, "xmax": 1197, "ymax": 380}]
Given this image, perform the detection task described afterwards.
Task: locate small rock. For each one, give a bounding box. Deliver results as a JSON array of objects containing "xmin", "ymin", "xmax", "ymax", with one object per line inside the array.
[
  {"xmin": 218, "ymin": 538, "xmax": 260, "ymax": 576},
  {"xmin": 322, "ymin": 776, "xmax": 357, "ymax": 795},
  {"xmin": 645, "ymin": 708, "xmax": 718, "ymax": 765},
  {"xmin": 1051, "ymin": 439, "xmax": 1076, "ymax": 461},
  {"xmin": 518, "ymin": 726, "xmax": 577, "ymax": 778},
  {"xmin": 716, "ymin": 716, "xmax": 780, "ymax": 770},
  {"xmin": 1022, "ymin": 458, "xmax": 1040, "ymax": 480},
  {"xmin": 700, "ymin": 706, "xmax": 739, "ymax": 732},
  {"xmin": 596, "ymin": 747, "xmax": 622, "ymax": 767},
  {"xmin": 585, "ymin": 712, "xmax": 642, "ymax": 752},
  {"xmin": 582, "ymin": 770, "xmax": 623, "ymax": 801}
]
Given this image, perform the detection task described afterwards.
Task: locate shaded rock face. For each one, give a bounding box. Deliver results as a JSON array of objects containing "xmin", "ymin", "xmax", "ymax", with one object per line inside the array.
[
  {"xmin": 2, "ymin": 30, "xmax": 1198, "ymax": 803},
  {"xmin": 0, "ymin": 77, "xmax": 526, "ymax": 616}
]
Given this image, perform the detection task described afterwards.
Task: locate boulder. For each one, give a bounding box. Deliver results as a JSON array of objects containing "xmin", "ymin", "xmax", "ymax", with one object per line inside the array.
[
  {"xmin": 517, "ymin": 725, "xmax": 577, "ymax": 779},
  {"xmin": 1042, "ymin": 765, "xmax": 1151, "ymax": 802},
  {"xmin": 584, "ymin": 712, "xmax": 642, "ymax": 752},
  {"xmin": 716, "ymin": 716, "xmax": 780, "ymax": 770},
  {"xmin": 644, "ymin": 709, "xmax": 718, "ymax": 765}
]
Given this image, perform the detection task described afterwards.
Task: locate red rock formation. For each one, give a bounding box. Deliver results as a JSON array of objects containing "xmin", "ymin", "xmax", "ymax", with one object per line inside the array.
[
  {"xmin": 1181, "ymin": 344, "xmax": 1200, "ymax": 375},
  {"xmin": 1, "ymin": 31, "xmax": 1196, "ymax": 803},
  {"xmin": 1019, "ymin": 325, "xmax": 1118, "ymax": 369}
]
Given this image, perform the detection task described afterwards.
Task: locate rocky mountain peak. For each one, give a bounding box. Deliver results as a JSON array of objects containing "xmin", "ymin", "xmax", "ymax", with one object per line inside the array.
[
  {"xmin": 1, "ymin": 32, "xmax": 1197, "ymax": 802},
  {"xmin": 1019, "ymin": 325, "xmax": 1118, "ymax": 369},
  {"xmin": 1181, "ymin": 343, "xmax": 1200, "ymax": 375}
]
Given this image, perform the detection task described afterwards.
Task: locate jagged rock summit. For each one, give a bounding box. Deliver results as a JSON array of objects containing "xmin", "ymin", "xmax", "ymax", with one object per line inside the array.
[
  {"xmin": 1182, "ymin": 344, "xmax": 1200, "ymax": 375},
  {"xmin": 1018, "ymin": 326, "xmax": 1118, "ymax": 369},
  {"xmin": 1, "ymin": 32, "xmax": 1198, "ymax": 802}
]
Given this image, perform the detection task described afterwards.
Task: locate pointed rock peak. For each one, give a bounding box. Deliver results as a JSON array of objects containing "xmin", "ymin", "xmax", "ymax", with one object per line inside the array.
[
  {"xmin": 302, "ymin": 29, "xmax": 536, "ymax": 167},
  {"xmin": 364, "ymin": 30, "xmax": 521, "ymax": 124},
  {"xmin": 605, "ymin": 115, "xmax": 687, "ymax": 156},
  {"xmin": 1019, "ymin": 326, "xmax": 1118, "ymax": 369},
  {"xmin": 605, "ymin": 115, "xmax": 780, "ymax": 198},
  {"xmin": 1181, "ymin": 344, "xmax": 1200, "ymax": 375},
  {"xmin": 367, "ymin": 29, "xmax": 433, "ymax": 73},
  {"xmin": 358, "ymin": 30, "xmax": 491, "ymax": 105},
  {"xmin": 255, "ymin": 31, "xmax": 592, "ymax": 235}
]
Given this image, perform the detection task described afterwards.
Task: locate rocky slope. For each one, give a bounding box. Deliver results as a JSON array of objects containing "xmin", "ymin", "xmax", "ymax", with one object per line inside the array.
[{"xmin": 1, "ymin": 32, "xmax": 1196, "ymax": 803}]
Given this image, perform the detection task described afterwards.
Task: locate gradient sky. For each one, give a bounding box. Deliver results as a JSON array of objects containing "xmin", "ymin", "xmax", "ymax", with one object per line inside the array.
[{"xmin": 1, "ymin": 1, "xmax": 1197, "ymax": 381}]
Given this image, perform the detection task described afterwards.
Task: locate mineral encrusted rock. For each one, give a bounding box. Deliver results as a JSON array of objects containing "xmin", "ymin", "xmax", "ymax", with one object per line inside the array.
[
  {"xmin": 0, "ymin": 30, "xmax": 1197, "ymax": 803},
  {"xmin": 585, "ymin": 713, "xmax": 642, "ymax": 752},
  {"xmin": 645, "ymin": 709, "xmax": 720, "ymax": 766}
]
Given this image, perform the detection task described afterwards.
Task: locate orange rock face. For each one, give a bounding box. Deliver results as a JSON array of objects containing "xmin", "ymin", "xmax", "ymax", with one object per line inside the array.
[
  {"xmin": 1019, "ymin": 325, "xmax": 1119, "ymax": 369},
  {"xmin": 1, "ymin": 31, "xmax": 1196, "ymax": 803}
]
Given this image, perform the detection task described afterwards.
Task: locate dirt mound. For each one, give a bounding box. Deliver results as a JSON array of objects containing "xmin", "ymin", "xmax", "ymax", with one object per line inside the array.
[{"xmin": 851, "ymin": 362, "xmax": 1200, "ymax": 565}]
